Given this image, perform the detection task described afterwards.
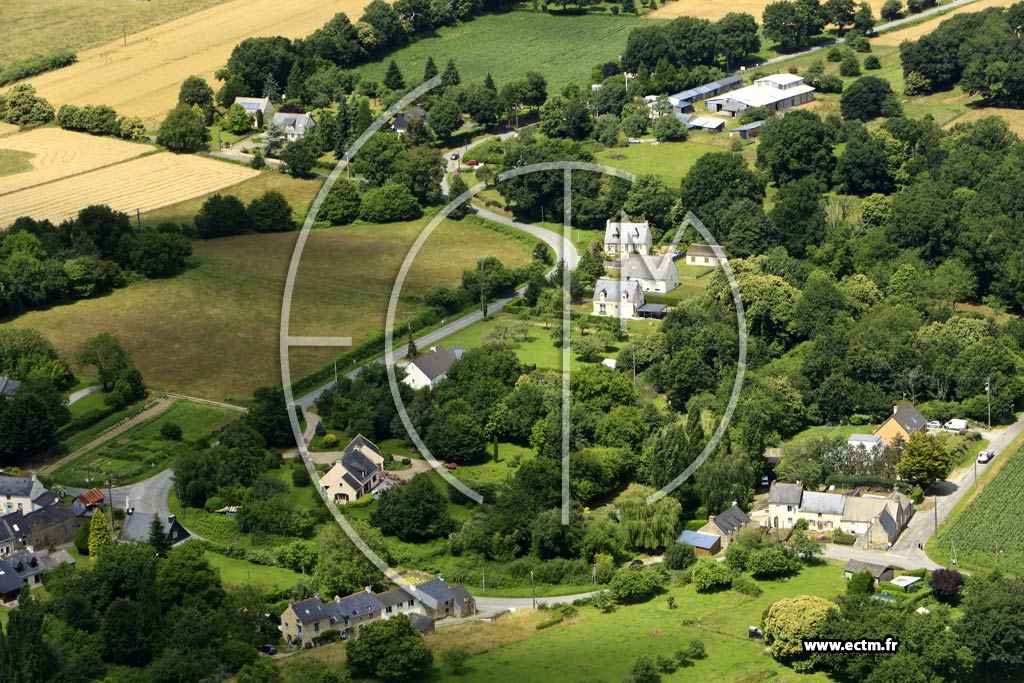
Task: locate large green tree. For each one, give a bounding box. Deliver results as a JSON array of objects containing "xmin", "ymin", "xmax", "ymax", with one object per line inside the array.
[
  {"xmin": 157, "ymin": 103, "xmax": 208, "ymax": 153},
  {"xmin": 346, "ymin": 614, "xmax": 432, "ymax": 682},
  {"xmin": 896, "ymin": 432, "xmax": 953, "ymax": 485},
  {"xmin": 757, "ymin": 109, "xmax": 835, "ymax": 185},
  {"xmin": 370, "ymin": 474, "xmax": 452, "ymax": 540}
]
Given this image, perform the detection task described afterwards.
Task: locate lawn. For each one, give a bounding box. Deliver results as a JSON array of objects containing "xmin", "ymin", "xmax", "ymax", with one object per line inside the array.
[
  {"xmin": 356, "ymin": 11, "xmax": 653, "ymax": 94},
  {"xmin": 205, "ymin": 551, "xmax": 305, "ymax": 590},
  {"xmin": 455, "ymin": 444, "xmax": 536, "ymax": 487},
  {"xmin": 779, "ymin": 424, "xmax": 877, "ymax": 451},
  {"xmin": 50, "ymin": 400, "xmax": 237, "ymax": 487},
  {"xmin": 430, "ymin": 563, "xmax": 842, "ymax": 683},
  {"xmin": 0, "ymin": 149, "xmax": 33, "ymax": 177},
  {"xmin": 593, "ymin": 137, "xmax": 742, "ymax": 186},
  {"xmin": 10, "ymin": 216, "xmax": 536, "ymax": 401},
  {"xmin": 67, "ymin": 390, "xmax": 107, "ymax": 420}
]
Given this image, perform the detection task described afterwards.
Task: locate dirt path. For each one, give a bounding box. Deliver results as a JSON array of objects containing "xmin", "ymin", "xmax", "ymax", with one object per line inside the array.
[{"xmin": 39, "ymin": 397, "xmax": 177, "ymax": 475}]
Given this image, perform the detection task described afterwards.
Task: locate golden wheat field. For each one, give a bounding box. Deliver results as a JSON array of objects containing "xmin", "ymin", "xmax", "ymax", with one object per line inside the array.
[
  {"xmin": 873, "ymin": 0, "xmax": 1013, "ymax": 45},
  {"xmin": 0, "ymin": 153, "xmax": 257, "ymax": 227},
  {"xmin": 24, "ymin": 0, "xmax": 374, "ymax": 127},
  {"xmin": 648, "ymin": 0, "xmax": 891, "ymax": 21},
  {"xmin": 0, "ymin": 123, "xmax": 19, "ymax": 138},
  {"xmin": 0, "ymin": 128, "xmax": 150, "ymax": 196}
]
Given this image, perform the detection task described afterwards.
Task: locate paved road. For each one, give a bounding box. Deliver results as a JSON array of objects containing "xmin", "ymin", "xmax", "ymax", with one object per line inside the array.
[
  {"xmin": 474, "ymin": 590, "xmax": 599, "ymax": 612},
  {"xmin": 67, "ymin": 468, "xmax": 176, "ymax": 520},
  {"xmin": 67, "ymin": 384, "xmax": 102, "ymax": 405}
]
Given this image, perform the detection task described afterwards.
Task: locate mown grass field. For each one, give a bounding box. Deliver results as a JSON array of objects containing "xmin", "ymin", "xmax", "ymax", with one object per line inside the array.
[
  {"xmin": 779, "ymin": 424, "xmax": 877, "ymax": 451},
  {"xmin": 51, "ymin": 400, "xmax": 237, "ymax": 487},
  {"xmin": 204, "ymin": 550, "xmax": 305, "ymax": 590},
  {"xmin": 931, "ymin": 444, "xmax": 1024, "ymax": 574},
  {"xmin": 356, "ymin": 11, "xmax": 652, "ymax": 94},
  {"xmin": 10, "ymin": 217, "xmax": 536, "ymax": 401},
  {"xmin": 0, "ymin": 149, "xmax": 33, "ymax": 177},
  {"xmin": 593, "ymin": 137, "xmax": 749, "ymax": 186}
]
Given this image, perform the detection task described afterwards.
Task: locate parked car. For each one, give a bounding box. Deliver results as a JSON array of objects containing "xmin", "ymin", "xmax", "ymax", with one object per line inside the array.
[
  {"xmin": 444, "ymin": 462, "xmax": 457, "ymax": 470},
  {"xmin": 465, "ymin": 159, "xmax": 478, "ymax": 166},
  {"xmin": 926, "ymin": 420, "xmax": 941, "ymax": 429},
  {"xmin": 449, "ymin": 152, "xmax": 460, "ymax": 160},
  {"xmin": 978, "ymin": 450, "xmax": 995, "ymax": 464},
  {"xmin": 628, "ymin": 559, "xmax": 644, "ymax": 568},
  {"xmin": 760, "ymin": 475, "xmax": 770, "ymax": 488},
  {"xmin": 627, "ymin": 137, "xmax": 641, "ymax": 144},
  {"xmin": 257, "ymin": 645, "xmax": 277, "ymax": 655}
]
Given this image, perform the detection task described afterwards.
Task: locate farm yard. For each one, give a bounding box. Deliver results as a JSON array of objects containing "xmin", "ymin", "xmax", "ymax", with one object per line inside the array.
[
  {"xmin": 10, "ymin": 218, "xmax": 537, "ymax": 401},
  {"xmin": 0, "ymin": 152, "xmax": 257, "ymax": 226},
  {"xmin": 0, "ymin": 128, "xmax": 150, "ymax": 196},
  {"xmin": 932, "ymin": 445, "xmax": 1024, "ymax": 574},
  {"xmin": 23, "ymin": 0, "xmax": 373, "ymax": 126},
  {"xmin": 356, "ymin": 12, "xmax": 651, "ymax": 94}
]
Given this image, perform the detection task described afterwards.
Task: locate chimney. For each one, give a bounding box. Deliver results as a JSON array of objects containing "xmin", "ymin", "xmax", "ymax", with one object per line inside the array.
[
  {"xmin": 731, "ymin": 500, "xmax": 738, "ymax": 508},
  {"xmin": 893, "ymin": 405, "xmax": 898, "ymax": 415},
  {"xmin": 708, "ymin": 514, "xmax": 716, "ymax": 523},
  {"xmin": 167, "ymin": 514, "xmax": 175, "ymax": 525}
]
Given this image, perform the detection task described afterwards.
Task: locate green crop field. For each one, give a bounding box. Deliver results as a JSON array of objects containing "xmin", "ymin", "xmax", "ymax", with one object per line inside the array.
[
  {"xmin": 10, "ymin": 217, "xmax": 537, "ymax": 401},
  {"xmin": 933, "ymin": 445, "xmax": 1024, "ymax": 574},
  {"xmin": 51, "ymin": 400, "xmax": 237, "ymax": 487},
  {"xmin": 357, "ymin": 11, "xmax": 652, "ymax": 93}
]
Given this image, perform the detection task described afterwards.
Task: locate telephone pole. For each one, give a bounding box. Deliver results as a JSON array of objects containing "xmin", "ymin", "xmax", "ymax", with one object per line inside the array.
[
  {"xmin": 530, "ymin": 570, "xmax": 536, "ymax": 610},
  {"xmin": 986, "ymin": 376, "xmax": 992, "ymax": 428}
]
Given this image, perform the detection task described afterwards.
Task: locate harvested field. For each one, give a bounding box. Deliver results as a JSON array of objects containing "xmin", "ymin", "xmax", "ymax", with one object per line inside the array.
[
  {"xmin": 0, "ymin": 128, "xmax": 150, "ymax": 196},
  {"xmin": 0, "ymin": 150, "xmax": 32, "ymax": 177},
  {"xmin": 24, "ymin": 0, "xmax": 372, "ymax": 126},
  {"xmin": 873, "ymin": 0, "xmax": 1013, "ymax": 45},
  {"xmin": 0, "ymin": 123, "xmax": 19, "ymax": 138},
  {"xmin": 946, "ymin": 106, "xmax": 1024, "ymax": 136},
  {"xmin": 0, "ymin": 153, "xmax": 256, "ymax": 227},
  {"xmin": 649, "ymin": 0, "xmax": 890, "ymax": 20}
]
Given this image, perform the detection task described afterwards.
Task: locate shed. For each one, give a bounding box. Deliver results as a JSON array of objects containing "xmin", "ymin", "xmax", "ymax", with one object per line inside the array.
[
  {"xmin": 729, "ymin": 120, "xmax": 763, "ymax": 139},
  {"xmin": 890, "ymin": 575, "xmax": 921, "ymax": 592},
  {"xmin": 686, "ymin": 116, "xmax": 726, "ymax": 132},
  {"xmin": 636, "ymin": 303, "xmax": 669, "ymax": 319},
  {"xmin": 843, "ymin": 559, "xmax": 893, "ymax": 583},
  {"xmin": 675, "ymin": 530, "xmax": 722, "ymax": 556}
]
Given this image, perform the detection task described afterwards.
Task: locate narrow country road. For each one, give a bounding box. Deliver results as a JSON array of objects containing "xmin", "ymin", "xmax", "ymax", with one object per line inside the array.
[
  {"xmin": 67, "ymin": 468, "xmax": 176, "ymax": 520},
  {"xmin": 473, "ymin": 591, "xmax": 599, "ymax": 612},
  {"xmin": 67, "ymin": 384, "xmax": 102, "ymax": 405}
]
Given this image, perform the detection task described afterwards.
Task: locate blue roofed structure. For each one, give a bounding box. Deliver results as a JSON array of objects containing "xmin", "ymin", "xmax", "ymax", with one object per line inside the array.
[{"xmin": 675, "ymin": 530, "xmax": 722, "ymax": 555}]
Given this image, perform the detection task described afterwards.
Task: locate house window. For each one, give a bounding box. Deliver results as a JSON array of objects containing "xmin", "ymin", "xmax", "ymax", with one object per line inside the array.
[
  {"xmin": 314, "ymin": 623, "xmax": 320, "ymax": 633},
  {"xmin": 386, "ymin": 606, "xmax": 392, "ymax": 614},
  {"xmin": 599, "ymin": 304, "xmax": 607, "ymax": 314},
  {"xmin": 786, "ymin": 505, "xmax": 793, "ymax": 512},
  {"xmin": 704, "ymin": 257, "xmax": 709, "ymax": 263}
]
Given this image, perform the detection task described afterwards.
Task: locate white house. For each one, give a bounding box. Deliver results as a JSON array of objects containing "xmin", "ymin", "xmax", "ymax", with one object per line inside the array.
[
  {"xmin": 402, "ymin": 345, "xmax": 465, "ymax": 391},
  {"xmin": 706, "ymin": 74, "xmax": 815, "ymax": 117},
  {"xmin": 232, "ymin": 97, "xmax": 273, "ymax": 127},
  {"xmin": 592, "ymin": 278, "xmax": 644, "ymax": 319},
  {"xmin": 767, "ymin": 482, "xmax": 914, "ymax": 547},
  {"xmin": 319, "ymin": 435, "xmax": 386, "ymax": 504},
  {"xmin": 0, "ymin": 476, "xmax": 50, "ymax": 516},
  {"xmin": 620, "ymin": 253, "xmax": 679, "ymax": 293},
  {"xmin": 686, "ymin": 243, "xmax": 724, "ymax": 267},
  {"xmin": 847, "ymin": 434, "xmax": 885, "ymax": 451},
  {"xmin": 604, "ymin": 220, "xmax": 652, "ymax": 256},
  {"xmin": 272, "ymin": 112, "xmax": 317, "ymax": 142}
]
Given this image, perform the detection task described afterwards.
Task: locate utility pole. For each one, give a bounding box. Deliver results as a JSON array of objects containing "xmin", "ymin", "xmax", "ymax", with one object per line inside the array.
[
  {"xmin": 333, "ymin": 360, "xmax": 338, "ymax": 385},
  {"xmin": 106, "ymin": 478, "xmax": 116, "ymax": 536},
  {"xmin": 482, "ymin": 569, "xmax": 485, "ymax": 594},
  {"xmin": 986, "ymin": 376, "xmax": 992, "ymax": 428},
  {"xmin": 478, "ymin": 258, "xmax": 487, "ymax": 320},
  {"xmin": 135, "ymin": 208, "xmax": 142, "ymax": 230},
  {"xmin": 934, "ymin": 495, "xmax": 939, "ymax": 538},
  {"xmin": 974, "ymin": 459, "xmax": 978, "ymax": 490},
  {"xmin": 530, "ymin": 570, "xmax": 536, "ymax": 610}
]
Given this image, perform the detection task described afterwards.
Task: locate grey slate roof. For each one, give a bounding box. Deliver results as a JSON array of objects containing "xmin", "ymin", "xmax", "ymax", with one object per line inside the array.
[
  {"xmin": 450, "ymin": 583, "xmax": 473, "ymax": 607},
  {"xmin": 32, "ymin": 490, "xmax": 60, "ymax": 508},
  {"xmin": 0, "ymin": 377, "xmax": 21, "ymax": 398},
  {"xmin": 415, "ymin": 577, "xmax": 454, "ymax": 609},
  {"xmin": 272, "ymin": 112, "xmax": 316, "ymax": 135},
  {"xmin": 843, "ymin": 559, "xmax": 891, "ymax": 578},
  {"xmin": 292, "ymin": 597, "xmax": 331, "ymax": 625},
  {"xmin": 604, "ymin": 221, "xmax": 651, "ymax": 247},
  {"xmin": 24, "ymin": 502, "xmax": 76, "ymax": 532},
  {"xmin": 710, "ymin": 503, "xmax": 750, "ymax": 535},
  {"xmin": 768, "ymin": 482, "xmax": 803, "ymax": 505},
  {"xmin": 732, "ymin": 120, "xmax": 764, "ymax": 132},
  {"xmin": 118, "ymin": 512, "xmax": 156, "ymax": 543},
  {"xmin": 409, "ymin": 613, "xmax": 434, "ymax": 634},
  {"xmin": 340, "ymin": 435, "xmax": 382, "ymax": 485},
  {"xmin": 621, "ymin": 254, "xmax": 677, "ymax": 282},
  {"xmin": 667, "ymin": 76, "xmax": 744, "ymax": 106},
  {"xmin": 594, "ymin": 278, "xmax": 642, "ymax": 302},
  {"xmin": 0, "ymin": 558, "xmax": 23, "ymax": 596},
  {"xmin": 0, "ymin": 476, "xmax": 35, "ymax": 497},
  {"xmin": 888, "ymin": 404, "xmax": 927, "ymax": 434},
  {"xmin": 375, "ymin": 587, "xmax": 415, "ymax": 608},
  {"xmin": 409, "ymin": 345, "xmax": 458, "ymax": 381},
  {"xmin": 330, "ymin": 591, "xmax": 382, "ymax": 621},
  {"xmin": 800, "ymin": 492, "xmax": 846, "ymax": 515}
]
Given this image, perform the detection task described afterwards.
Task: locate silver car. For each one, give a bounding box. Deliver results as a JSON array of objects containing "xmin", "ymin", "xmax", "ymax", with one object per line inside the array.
[{"xmin": 977, "ymin": 450, "xmax": 995, "ymax": 464}]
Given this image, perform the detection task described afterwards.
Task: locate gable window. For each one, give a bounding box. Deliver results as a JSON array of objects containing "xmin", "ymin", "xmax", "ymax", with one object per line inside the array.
[{"xmin": 314, "ymin": 623, "xmax": 320, "ymax": 633}]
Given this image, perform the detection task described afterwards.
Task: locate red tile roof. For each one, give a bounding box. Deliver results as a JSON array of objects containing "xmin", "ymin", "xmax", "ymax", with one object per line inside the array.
[{"xmin": 78, "ymin": 488, "xmax": 104, "ymax": 506}]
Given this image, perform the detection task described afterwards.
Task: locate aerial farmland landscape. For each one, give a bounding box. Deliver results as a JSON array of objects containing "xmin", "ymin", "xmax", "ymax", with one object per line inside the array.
[{"xmin": 1, "ymin": 0, "xmax": 1024, "ymax": 681}]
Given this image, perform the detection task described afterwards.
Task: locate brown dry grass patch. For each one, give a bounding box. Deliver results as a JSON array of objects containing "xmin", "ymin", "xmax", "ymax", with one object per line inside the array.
[
  {"xmin": 0, "ymin": 153, "xmax": 256, "ymax": 226},
  {"xmin": 0, "ymin": 123, "xmax": 19, "ymax": 138},
  {"xmin": 426, "ymin": 610, "xmax": 550, "ymax": 655},
  {"xmin": 945, "ymin": 106, "xmax": 1024, "ymax": 137},
  {"xmin": 0, "ymin": 128, "xmax": 150, "ymax": 196},
  {"xmin": 24, "ymin": 0, "xmax": 374, "ymax": 126},
  {"xmin": 874, "ymin": 0, "xmax": 1014, "ymax": 45}
]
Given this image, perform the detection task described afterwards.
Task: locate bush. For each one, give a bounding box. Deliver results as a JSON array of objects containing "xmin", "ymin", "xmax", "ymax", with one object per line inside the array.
[
  {"xmin": 291, "ymin": 466, "xmax": 311, "ymax": 487},
  {"xmin": 691, "ymin": 558, "xmax": 732, "ymax": 593},
  {"xmin": 847, "ymin": 570, "xmax": 874, "ymax": 595},
  {"xmin": 864, "ymin": 55, "xmax": 881, "ymax": 70},
  {"xmin": 535, "ymin": 614, "xmax": 564, "ymax": 630},
  {"xmin": 631, "ymin": 655, "xmax": 660, "ymax": 683},
  {"xmin": 441, "ymin": 648, "xmax": 470, "ymax": 675},
  {"xmin": 827, "ymin": 46, "xmax": 844, "ymax": 62},
  {"xmin": 319, "ymin": 180, "xmax": 362, "ymax": 225},
  {"xmin": 359, "ymin": 183, "xmax": 423, "ymax": 223},
  {"xmin": 664, "ymin": 542, "xmax": 697, "ymax": 570},
  {"xmin": 74, "ymin": 520, "xmax": 90, "ymax": 555},
  {"xmin": 656, "ymin": 655, "xmax": 676, "ymax": 673},
  {"xmin": 0, "ymin": 50, "xmax": 77, "ymax": 86},
  {"xmin": 160, "ymin": 422, "xmax": 183, "ymax": 441},
  {"xmin": 833, "ymin": 530, "xmax": 856, "ymax": 545},
  {"xmin": 840, "ymin": 53, "xmax": 861, "ymax": 77},
  {"xmin": 610, "ymin": 567, "xmax": 664, "ymax": 603},
  {"xmin": 731, "ymin": 575, "xmax": 763, "ymax": 596},
  {"xmin": 817, "ymin": 75, "xmax": 844, "ymax": 93},
  {"xmin": 322, "ymin": 433, "xmax": 338, "ymax": 448}
]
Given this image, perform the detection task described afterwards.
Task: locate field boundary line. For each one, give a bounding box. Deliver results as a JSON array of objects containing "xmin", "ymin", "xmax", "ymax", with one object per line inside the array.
[
  {"xmin": 164, "ymin": 393, "xmax": 248, "ymax": 412},
  {"xmin": 0, "ymin": 148, "xmax": 160, "ymax": 199}
]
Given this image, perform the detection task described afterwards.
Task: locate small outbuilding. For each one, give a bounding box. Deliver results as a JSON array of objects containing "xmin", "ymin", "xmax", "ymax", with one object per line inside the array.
[
  {"xmin": 675, "ymin": 529, "xmax": 722, "ymax": 556},
  {"xmin": 729, "ymin": 120, "xmax": 763, "ymax": 139},
  {"xmin": 843, "ymin": 559, "xmax": 894, "ymax": 583}
]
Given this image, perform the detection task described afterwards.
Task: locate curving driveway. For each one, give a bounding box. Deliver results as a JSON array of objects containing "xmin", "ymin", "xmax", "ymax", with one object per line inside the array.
[{"xmin": 67, "ymin": 468, "xmax": 176, "ymax": 521}]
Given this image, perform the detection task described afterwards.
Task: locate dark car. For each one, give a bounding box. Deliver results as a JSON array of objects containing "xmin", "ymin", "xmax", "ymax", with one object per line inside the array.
[
  {"xmin": 257, "ymin": 645, "xmax": 277, "ymax": 655},
  {"xmin": 628, "ymin": 559, "xmax": 644, "ymax": 568}
]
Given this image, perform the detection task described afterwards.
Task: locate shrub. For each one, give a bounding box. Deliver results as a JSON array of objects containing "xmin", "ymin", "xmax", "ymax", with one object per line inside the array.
[
  {"xmin": 840, "ymin": 53, "xmax": 861, "ymax": 77},
  {"xmin": 610, "ymin": 567, "xmax": 664, "ymax": 603},
  {"xmin": 292, "ymin": 466, "xmax": 311, "ymax": 487},
  {"xmin": 322, "ymin": 433, "xmax": 338, "ymax": 448},
  {"xmin": 864, "ymin": 55, "xmax": 881, "ymax": 70},
  {"xmin": 664, "ymin": 541, "xmax": 697, "ymax": 570},
  {"xmin": 833, "ymin": 530, "xmax": 856, "ymax": 545},
  {"xmin": 684, "ymin": 639, "xmax": 706, "ymax": 660},
  {"xmin": 160, "ymin": 422, "xmax": 183, "ymax": 441},
  {"xmin": 691, "ymin": 558, "xmax": 732, "ymax": 593},
  {"xmin": 320, "ymin": 180, "xmax": 362, "ymax": 225},
  {"xmin": 74, "ymin": 520, "xmax": 90, "ymax": 555},
  {"xmin": 0, "ymin": 50, "xmax": 76, "ymax": 87},
  {"xmin": 731, "ymin": 575, "xmax": 763, "ymax": 596},
  {"xmin": 441, "ymin": 648, "xmax": 470, "ymax": 675},
  {"xmin": 359, "ymin": 183, "xmax": 423, "ymax": 223},
  {"xmin": 536, "ymin": 614, "xmax": 564, "ymax": 630},
  {"xmin": 827, "ymin": 46, "xmax": 844, "ymax": 62},
  {"xmin": 847, "ymin": 570, "xmax": 874, "ymax": 595},
  {"xmin": 656, "ymin": 655, "xmax": 676, "ymax": 673},
  {"xmin": 631, "ymin": 655, "xmax": 660, "ymax": 683}
]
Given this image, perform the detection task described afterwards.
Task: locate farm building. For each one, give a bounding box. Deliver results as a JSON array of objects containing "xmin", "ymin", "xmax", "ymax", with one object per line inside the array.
[
  {"xmin": 874, "ymin": 403, "xmax": 927, "ymax": 447},
  {"xmin": 687, "ymin": 116, "xmax": 726, "ymax": 132},
  {"xmin": 699, "ymin": 502, "xmax": 752, "ymax": 549},
  {"xmin": 843, "ymin": 559, "xmax": 893, "ymax": 583},
  {"xmin": 604, "ymin": 220, "xmax": 652, "ymax": 255},
  {"xmin": 729, "ymin": 120, "xmax": 763, "ymax": 139},
  {"xmin": 706, "ymin": 74, "xmax": 815, "ymax": 116},
  {"xmin": 272, "ymin": 112, "xmax": 316, "ymax": 142},
  {"xmin": 620, "ymin": 253, "xmax": 679, "ymax": 293},
  {"xmin": 675, "ymin": 530, "xmax": 722, "ymax": 556},
  {"xmin": 592, "ymin": 278, "xmax": 644, "ymax": 319},
  {"xmin": 686, "ymin": 243, "xmax": 724, "ymax": 267},
  {"xmin": 667, "ymin": 75, "xmax": 744, "ymax": 114},
  {"xmin": 232, "ymin": 97, "xmax": 273, "ymax": 126}
]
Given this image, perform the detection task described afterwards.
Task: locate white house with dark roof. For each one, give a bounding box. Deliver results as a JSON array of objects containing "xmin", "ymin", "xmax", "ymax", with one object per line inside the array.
[
  {"xmin": 232, "ymin": 96, "xmax": 273, "ymax": 127},
  {"xmin": 620, "ymin": 253, "xmax": 680, "ymax": 293},
  {"xmin": 402, "ymin": 345, "xmax": 464, "ymax": 391},
  {"xmin": 698, "ymin": 502, "xmax": 751, "ymax": 549},
  {"xmin": 319, "ymin": 435, "xmax": 386, "ymax": 504},
  {"xmin": 0, "ymin": 475, "xmax": 49, "ymax": 515},
  {"xmin": 604, "ymin": 220, "xmax": 652, "ymax": 256},
  {"xmin": 329, "ymin": 590, "xmax": 383, "ymax": 636},
  {"xmin": 766, "ymin": 482, "xmax": 913, "ymax": 545},
  {"xmin": 592, "ymin": 278, "xmax": 644, "ymax": 319},
  {"xmin": 392, "ymin": 105, "xmax": 427, "ymax": 135},
  {"xmin": 272, "ymin": 112, "xmax": 316, "ymax": 142},
  {"xmin": 686, "ymin": 243, "xmax": 724, "ymax": 267},
  {"xmin": 798, "ymin": 491, "xmax": 846, "ymax": 531}
]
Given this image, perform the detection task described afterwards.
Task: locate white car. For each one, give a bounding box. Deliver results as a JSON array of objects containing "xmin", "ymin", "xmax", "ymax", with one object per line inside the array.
[
  {"xmin": 977, "ymin": 450, "xmax": 994, "ymax": 464},
  {"xmin": 627, "ymin": 137, "xmax": 641, "ymax": 144},
  {"xmin": 927, "ymin": 420, "xmax": 941, "ymax": 429}
]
